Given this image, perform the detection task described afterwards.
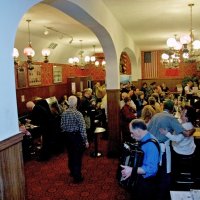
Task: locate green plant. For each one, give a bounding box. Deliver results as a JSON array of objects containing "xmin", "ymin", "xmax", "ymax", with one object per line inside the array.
[{"xmin": 182, "ymin": 74, "xmax": 200, "ymax": 87}]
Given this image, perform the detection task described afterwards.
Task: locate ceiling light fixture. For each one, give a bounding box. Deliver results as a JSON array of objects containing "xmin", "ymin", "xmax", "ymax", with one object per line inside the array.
[
  {"xmin": 68, "ymin": 40, "xmax": 86, "ymax": 69},
  {"xmin": 44, "ymin": 26, "xmax": 73, "ymax": 44},
  {"xmin": 41, "ymin": 48, "xmax": 51, "ymax": 63},
  {"xmin": 85, "ymin": 45, "xmax": 96, "ymax": 64},
  {"xmin": 161, "ymin": 3, "xmax": 200, "ymax": 68},
  {"xmin": 94, "ymin": 54, "xmax": 106, "ymax": 68},
  {"xmin": 44, "ymin": 28, "xmax": 49, "ymax": 35},
  {"xmin": 68, "ymin": 43, "xmax": 106, "ymax": 69},
  {"xmin": 13, "ymin": 20, "xmax": 51, "ymax": 67},
  {"xmin": 23, "ymin": 19, "xmax": 35, "ymax": 66}
]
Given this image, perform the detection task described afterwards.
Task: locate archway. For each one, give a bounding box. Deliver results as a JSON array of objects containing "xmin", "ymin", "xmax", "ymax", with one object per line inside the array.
[{"xmin": 0, "ymin": 1, "xmax": 139, "ymax": 198}]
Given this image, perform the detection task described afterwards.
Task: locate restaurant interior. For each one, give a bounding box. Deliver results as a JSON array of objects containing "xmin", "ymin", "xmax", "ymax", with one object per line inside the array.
[{"xmin": 1, "ymin": 0, "xmax": 200, "ymax": 199}]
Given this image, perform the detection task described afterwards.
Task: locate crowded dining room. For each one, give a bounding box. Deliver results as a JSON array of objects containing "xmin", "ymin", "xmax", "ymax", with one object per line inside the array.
[{"xmin": 1, "ymin": 0, "xmax": 200, "ymax": 199}]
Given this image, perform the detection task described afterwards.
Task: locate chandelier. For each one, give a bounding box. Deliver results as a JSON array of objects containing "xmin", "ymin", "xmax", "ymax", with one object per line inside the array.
[
  {"xmin": 13, "ymin": 19, "xmax": 51, "ymax": 70},
  {"xmin": 68, "ymin": 42, "xmax": 106, "ymax": 68},
  {"xmin": 161, "ymin": 3, "xmax": 200, "ymax": 68},
  {"xmin": 68, "ymin": 40, "xmax": 86, "ymax": 69},
  {"xmin": 85, "ymin": 45, "xmax": 96, "ymax": 64}
]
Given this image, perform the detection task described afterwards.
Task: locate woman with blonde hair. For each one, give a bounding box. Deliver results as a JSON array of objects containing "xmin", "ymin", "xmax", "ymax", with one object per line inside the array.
[{"xmin": 141, "ymin": 105, "xmax": 156, "ymax": 125}]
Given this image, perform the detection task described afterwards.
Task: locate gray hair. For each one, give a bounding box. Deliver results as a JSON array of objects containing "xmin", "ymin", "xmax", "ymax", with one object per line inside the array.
[{"xmin": 68, "ymin": 95, "xmax": 77, "ymax": 107}]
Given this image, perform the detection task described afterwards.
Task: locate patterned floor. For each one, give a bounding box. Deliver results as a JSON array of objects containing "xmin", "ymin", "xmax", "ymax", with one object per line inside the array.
[{"xmin": 24, "ymin": 140, "xmax": 130, "ymax": 200}]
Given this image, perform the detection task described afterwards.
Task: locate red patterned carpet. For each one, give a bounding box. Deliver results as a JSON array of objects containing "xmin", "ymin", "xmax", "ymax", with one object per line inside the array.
[{"xmin": 24, "ymin": 140, "xmax": 130, "ymax": 200}]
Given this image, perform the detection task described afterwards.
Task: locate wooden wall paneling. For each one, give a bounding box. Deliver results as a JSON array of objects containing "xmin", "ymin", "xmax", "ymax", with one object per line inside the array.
[
  {"xmin": 0, "ymin": 133, "xmax": 25, "ymax": 200},
  {"xmin": 107, "ymin": 89, "xmax": 121, "ymax": 157},
  {"xmin": 81, "ymin": 76, "xmax": 88, "ymax": 90},
  {"xmin": 79, "ymin": 76, "xmax": 92, "ymax": 90},
  {"xmin": 75, "ymin": 77, "xmax": 81, "ymax": 92},
  {"xmin": 139, "ymin": 78, "xmax": 183, "ymax": 91},
  {"xmin": 132, "ymin": 78, "xmax": 183, "ymax": 92},
  {"xmin": 48, "ymin": 84, "xmax": 68, "ymax": 101},
  {"xmin": 16, "ymin": 84, "xmax": 69, "ymax": 116}
]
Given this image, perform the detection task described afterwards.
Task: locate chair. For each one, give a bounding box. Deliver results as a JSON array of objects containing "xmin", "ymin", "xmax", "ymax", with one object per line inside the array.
[{"xmin": 174, "ymin": 154, "xmax": 196, "ymax": 190}]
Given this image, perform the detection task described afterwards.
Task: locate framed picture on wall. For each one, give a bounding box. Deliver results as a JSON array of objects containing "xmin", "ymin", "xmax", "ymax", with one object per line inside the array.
[
  {"xmin": 28, "ymin": 65, "xmax": 41, "ymax": 86},
  {"xmin": 53, "ymin": 66, "xmax": 62, "ymax": 83},
  {"xmin": 17, "ymin": 66, "xmax": 27, "ymax": 88}
]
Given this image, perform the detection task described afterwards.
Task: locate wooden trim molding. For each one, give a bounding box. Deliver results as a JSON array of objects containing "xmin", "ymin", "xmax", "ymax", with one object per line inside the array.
[
  {"xmin": 0, "ymin": 133, "xmax": 23, "ymax": 151},
  {"xmin": 0, "ymin": 133, "xmax": 25, "ymax": 200}
]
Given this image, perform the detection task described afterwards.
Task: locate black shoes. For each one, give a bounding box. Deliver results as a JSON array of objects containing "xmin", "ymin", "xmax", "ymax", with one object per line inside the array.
[{"xmin": 73, "ymin": 176, "xmax": 84, "ymax": 184}]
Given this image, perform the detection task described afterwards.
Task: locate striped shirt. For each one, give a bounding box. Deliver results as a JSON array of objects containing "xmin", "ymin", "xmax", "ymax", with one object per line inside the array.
[{"xmin": 61, "ymin": 107, "xmax": 88, "ymax": 144}]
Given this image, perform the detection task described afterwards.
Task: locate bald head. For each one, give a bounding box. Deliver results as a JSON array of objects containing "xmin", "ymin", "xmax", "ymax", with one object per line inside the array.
[{"xmin": 26, "ymin": 101, "xmax": 35, "ymax": 111}]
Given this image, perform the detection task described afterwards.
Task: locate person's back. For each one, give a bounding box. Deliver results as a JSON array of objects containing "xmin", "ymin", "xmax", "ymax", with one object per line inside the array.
[
  {"xmin": 159, "ymin": 105, "xmax": 197, "ymax": 185},
  {"xmin": 160, "ymin": 105, "xmax": 196, "ymax": 155},
  {"xmin": 60, "ymin": 96, "xmax": 89, "ymax": 183},
  {"xmin": 147, "ymin": 100, "xmax": 184, "ymax": 200},
  {"xmin": 148, "ymin": 111, "xmax": 183, "ymax": 143}
]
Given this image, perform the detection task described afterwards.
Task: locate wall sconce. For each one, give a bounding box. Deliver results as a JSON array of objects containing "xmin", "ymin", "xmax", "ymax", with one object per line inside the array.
[
  {"xmin": 12, "ymin": 48, "xmax": 25, "ymax": 72},
  {"xmin": 41, "ymin": 48, "xmax": 51, "ymax": 63},
  {"xmin": 13, "ymin": 48, "xmax": 19, "ymax": 65}
]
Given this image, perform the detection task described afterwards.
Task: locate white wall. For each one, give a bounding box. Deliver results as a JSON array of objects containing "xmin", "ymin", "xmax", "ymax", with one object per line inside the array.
[{"xmin": 0, "ymin": 0, "xmax": 41, "ymax": 141}]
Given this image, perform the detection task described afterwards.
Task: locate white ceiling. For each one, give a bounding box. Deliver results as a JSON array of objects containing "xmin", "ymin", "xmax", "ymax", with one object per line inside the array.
[{"xmin": 14, "ymin": 0, "xmax": 200, "ymax": 64}]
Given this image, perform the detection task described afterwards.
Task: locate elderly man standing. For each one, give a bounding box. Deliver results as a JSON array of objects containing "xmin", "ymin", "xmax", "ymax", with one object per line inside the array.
[{"xmin": 61, "ymin": 95, "xmax": 89, "ymax": 183}]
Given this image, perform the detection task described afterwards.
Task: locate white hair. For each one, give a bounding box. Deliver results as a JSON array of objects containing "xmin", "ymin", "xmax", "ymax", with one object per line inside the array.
[{"xmin": 68, "ymin": 95, "xmax": 77, "ymax": 107}]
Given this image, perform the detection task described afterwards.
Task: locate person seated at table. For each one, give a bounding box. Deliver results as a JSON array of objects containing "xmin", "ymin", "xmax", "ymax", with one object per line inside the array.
[{"xmin": 19, "ymin": 120, "xmax": 31, "ymax": 136}]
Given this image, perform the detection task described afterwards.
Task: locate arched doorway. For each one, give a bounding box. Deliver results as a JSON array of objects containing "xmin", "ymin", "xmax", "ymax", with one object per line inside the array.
[{"xmin": 0, "ymin": 1, "xmax": 124, "ymax": 199}]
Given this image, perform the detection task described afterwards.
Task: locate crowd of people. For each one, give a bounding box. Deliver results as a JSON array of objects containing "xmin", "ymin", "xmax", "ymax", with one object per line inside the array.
[
  {"xmin": 119, "ymin": 81, "xmax": 199, "ymax": 200},
  {"xmin": 20, "ymin": 82, "xmax": 107, "ymax": 183},
  {"xmin": 19, "ymin": 79, "xmax": 200, "ymax": 198}
]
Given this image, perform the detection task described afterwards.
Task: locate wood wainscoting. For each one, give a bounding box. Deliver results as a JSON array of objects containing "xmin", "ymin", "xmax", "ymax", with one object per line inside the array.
[
  {"xmin": 16, "ymin": 83, "xmax": 68, "ymax": 116},
  {"xmin": 0, "ymin": 133, "xmax": 25, "ymax": 200},
  {"xmin": 107, "ymin": 89, "xmax": 121, "ymax": 157},
  {"xmin": 132, "ymin": 78, "xmax": 183, "ymax": 91}
]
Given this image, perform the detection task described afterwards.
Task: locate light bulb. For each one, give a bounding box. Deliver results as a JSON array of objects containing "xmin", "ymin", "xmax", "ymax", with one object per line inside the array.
[
  {"xmin": 167, "ymin": 38, "xmax": 176, "ymax": 48},
  {"xmin": 193, "ymin": 40, "xmax": 200, "ymax": 50},
  {"xmin": 13, "ymin": 48, "xmax": 19, "ymax": 58},
  {"xmin": 161, "ymin": 53, "xmax": 169, "ymax": 60},
  {"xmin": 41, "ymin": 48, "xmax": 51, "ymax": 56},
  {"xmin": 180, "ymin": 34, "xmax": 191, "ymax": 45}
]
